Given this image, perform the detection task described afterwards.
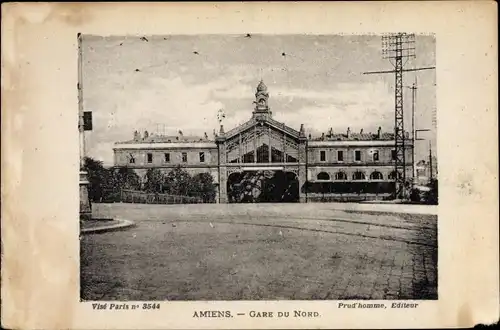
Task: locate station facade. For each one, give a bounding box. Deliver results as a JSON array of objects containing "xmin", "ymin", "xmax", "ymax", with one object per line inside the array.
[{"xmin": 113, "ymin": 81, "xmax": 413, "ymax": 203}]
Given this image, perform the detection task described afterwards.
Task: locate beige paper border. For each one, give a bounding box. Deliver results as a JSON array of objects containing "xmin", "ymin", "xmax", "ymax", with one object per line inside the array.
[{"xmin": 1, "ymin": 2, "xmax": 498, "ymax": 329}]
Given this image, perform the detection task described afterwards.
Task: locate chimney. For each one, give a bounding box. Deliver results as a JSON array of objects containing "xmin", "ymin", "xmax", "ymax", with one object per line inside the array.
[
  {"xmin": 347, "ymin": 127, "xmax": 351, "ymax": 138},
  {"xmin": 133, "ymin": 130, "xmax": 140, "ymax": 141},
  {"xmin": 377, "ymin": 127, "xmax": 382, "ymax": 138}
]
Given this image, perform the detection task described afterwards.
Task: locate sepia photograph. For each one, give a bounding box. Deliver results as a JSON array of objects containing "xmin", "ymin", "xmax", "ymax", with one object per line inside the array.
[
  {"xmin": 78, "ymin": 33, "xmax": 438, "ymax": 301},
  {"xmin": 2, "ymin": 2, "xmax": 498, "ymax": 329}
]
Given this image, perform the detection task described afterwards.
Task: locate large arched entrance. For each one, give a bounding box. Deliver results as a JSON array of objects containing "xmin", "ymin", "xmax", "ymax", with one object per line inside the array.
[{"xmin": 227, "ymin": 170, "xmax": 299, "ymax": 203}]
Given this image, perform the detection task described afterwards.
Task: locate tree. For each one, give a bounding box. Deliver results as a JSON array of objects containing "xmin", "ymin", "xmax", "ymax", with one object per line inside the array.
[
  {"xmin": 144, "ymin": 168, "xmax": 165, "ymax": 193},
  {"xmin": 112, "ymin": 167, "xmax": 141, "ymax": 190},
  {"xmin": 164, "ymin": 166, "xmax": 193, "ymax": 195},
  {"xmin": 83, "ymin": 157, "xmax": 109, "ymax": 202},
  {"xmin": 83, "ymin": 157, "xmax": 142, "ymax": 202},
  {"xmin": 191, "ymin": 172, "xmax": 216, "ymax": 202},
  {"xmin": 426, "ymin": 178, "xmax": 438, "ymax": 205}
]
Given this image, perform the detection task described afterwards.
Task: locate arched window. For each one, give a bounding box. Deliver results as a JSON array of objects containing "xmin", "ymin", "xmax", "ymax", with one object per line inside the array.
[
  {"xmin": 352, "ymin": 171, "xmax": 366, "ymax": 180},
  {"xmin": 317, "ymin": 172, "xmax": 330, "ymax": 180},
  {"xmin": 370, "ymin": 171, "xmax": 383, "ymax": 180},
  {"xmin": 388, "ymin": 171, "xmax": 402, "ymax": 180},
  {"xmin": 335, "ymin": 171, "xmax": 347, "ymax": 180}
]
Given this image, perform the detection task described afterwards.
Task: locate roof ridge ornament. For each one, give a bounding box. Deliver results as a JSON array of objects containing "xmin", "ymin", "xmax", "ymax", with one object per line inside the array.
[
  {"xmin": 253, "ymin": 80, "xmax": 271, "ymax": 118},
  {"xmin": 256, "ymin": 79, "xmax": 268, "ymax": 92}
]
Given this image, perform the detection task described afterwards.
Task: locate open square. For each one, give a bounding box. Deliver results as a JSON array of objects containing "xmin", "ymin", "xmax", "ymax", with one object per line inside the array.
[{"xmin": 80, "ymin": 203, "xmax": 437, "ymax": 301}]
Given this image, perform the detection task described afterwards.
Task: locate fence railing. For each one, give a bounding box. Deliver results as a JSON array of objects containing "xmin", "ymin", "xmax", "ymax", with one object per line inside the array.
[
  {"xmin": 120, "ymin": 189, "xmax": 214, "ymax": 204},
  {"xmin": 306, "ymin": 193, "xmax": 391, "ymax": 203}
]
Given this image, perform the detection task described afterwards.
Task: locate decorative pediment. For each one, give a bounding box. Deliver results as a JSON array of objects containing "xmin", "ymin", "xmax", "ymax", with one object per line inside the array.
[
  {"xmin": 224, "ymin": 117, "xmax": 300, "ymax": 141},
  {"xmin": 218, "ymin": 80, "xmax": 303, "ymax": 146}
]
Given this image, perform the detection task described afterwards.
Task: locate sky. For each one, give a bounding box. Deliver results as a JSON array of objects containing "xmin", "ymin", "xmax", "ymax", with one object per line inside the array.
[{"xmin": 81, "ymin": 34, "xmax": 436, "ymax": 166}]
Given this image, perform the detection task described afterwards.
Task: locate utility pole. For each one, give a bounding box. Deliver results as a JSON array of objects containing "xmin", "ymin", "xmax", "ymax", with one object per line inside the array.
[
  {"xmin": 78, "ymin": 33, "xmax": 85, "ymax": 170},
  {"xmin": 363, "ymin": 33, "xmax": 435, "ymax": 199},
  {"xmin": 78, "ymin": 33, "xmax": 92, "ymax": 221},
  {"xmin": 384, "ymin": 33, "xmax": 413, "ymax": 198},
  {"xmin": 406, "ymin": 80, "xmax": 418, "ymax": 185}
]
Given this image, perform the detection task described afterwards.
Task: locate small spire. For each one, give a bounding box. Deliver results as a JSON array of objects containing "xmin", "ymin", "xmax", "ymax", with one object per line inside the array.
[
  {"xmin": 219, "ymin": 124, "xmax": 225, "ymax": 135},
  {"xmin": 256, "ymin": 79, "xmax": 268, "ymax": 92}
]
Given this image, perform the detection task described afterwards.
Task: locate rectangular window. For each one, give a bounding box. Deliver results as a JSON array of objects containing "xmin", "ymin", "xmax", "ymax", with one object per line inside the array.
[
  {"xmin": 354, "ymin": 150, "xmax": 361, "ymax": 162},
  {"xmin": 182, "ymin": 152, "xmax": 188, "ymax": 163},
  {"xmin": 373, "ymin": 150, "xmax": 379, "ymax": 162},
  {"xmin": 320, "ymin": 150, "xmax": 326, "ymax": 162},
  {"xmin": 164, "ymin": 153, "xmax": 170, "ymax": 163},
  {"xmin": 337, "ymin": 150, "xmax": 344, "ymax": 162},
  {"xmin": 147, "ymin": 153, "xmax": 153, "ymax": 163},
  {"xmin": 391, "ymin": 149, "xmax": 397, "ymax": 160},
  {"xmin": 199, "ymin": 152, "xmax": 205, "ymax": 163}
]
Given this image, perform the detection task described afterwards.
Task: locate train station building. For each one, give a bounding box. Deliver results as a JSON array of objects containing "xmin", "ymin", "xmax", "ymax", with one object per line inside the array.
[{"xmin": 113, "ymin": 81, "xmax": 413, "ymax": 203}]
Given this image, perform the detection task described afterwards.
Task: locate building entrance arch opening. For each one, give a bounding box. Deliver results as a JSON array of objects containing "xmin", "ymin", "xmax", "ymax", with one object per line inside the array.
[{"xmin": 227, "ymin": 170, "xmax": 299, "ymax": 203}]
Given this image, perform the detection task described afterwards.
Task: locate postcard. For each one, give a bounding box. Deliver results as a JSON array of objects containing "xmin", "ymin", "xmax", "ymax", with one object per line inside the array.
[{"xmin": 1, "ymin": 2, "xmax": 498, "ymax": 329}]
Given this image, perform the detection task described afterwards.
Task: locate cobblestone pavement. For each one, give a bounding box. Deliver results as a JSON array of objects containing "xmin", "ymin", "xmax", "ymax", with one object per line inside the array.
[{"xmin": 80, "ymin": 203, "xmax": 437, "ymax": 301}]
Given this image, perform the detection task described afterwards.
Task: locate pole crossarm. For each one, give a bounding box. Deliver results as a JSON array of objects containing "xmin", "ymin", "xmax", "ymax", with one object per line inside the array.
[
  {"xmin": 363, "ymin": 66, "xmax": 436, "ymax": 75},
  {"xmin": 415, "ymin": 129, "xmax": 430, "ymax": 140}
]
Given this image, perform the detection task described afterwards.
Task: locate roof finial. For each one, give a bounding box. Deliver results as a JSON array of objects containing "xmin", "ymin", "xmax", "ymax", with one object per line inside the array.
[{"xmin": 256, "ymin": 79, "xmax": 267, "ymax": 92}]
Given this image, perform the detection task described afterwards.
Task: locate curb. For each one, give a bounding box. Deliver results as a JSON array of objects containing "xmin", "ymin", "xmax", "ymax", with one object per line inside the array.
[
  {"xmin": 326, "ymin": 204, "xmax": 438, "ymax": 216},
  {"xmin": 81, "ymin": 219, "xmax": 136, "ymax": 234}
]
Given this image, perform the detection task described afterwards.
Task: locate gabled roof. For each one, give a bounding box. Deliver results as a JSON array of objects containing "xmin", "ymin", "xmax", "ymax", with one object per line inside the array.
[{"xmin": 224, "ymin": 116, "xmax": 300, "ymax": 140}]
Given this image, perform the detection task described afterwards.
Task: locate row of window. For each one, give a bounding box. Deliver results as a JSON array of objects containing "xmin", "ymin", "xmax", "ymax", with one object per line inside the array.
[
  {"xmin": 319, "ymin": 150, "xmax": 398, "ymax": 162},
  {"xmin": 129, "ymin": 152, "xmax": 206, "ymax": 164},
  {"xmin": 316, "ymin": 171, "xmax": 401, "ymax": 181},
  {"xmin": 128, "ymin": 149, "xmax": 398, "ymax": 164}
]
